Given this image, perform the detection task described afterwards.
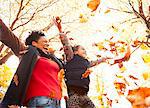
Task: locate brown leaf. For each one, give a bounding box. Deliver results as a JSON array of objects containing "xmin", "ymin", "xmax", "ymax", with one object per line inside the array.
[{"xmin": 129, "ymin": 75, "xmax": 138, "ymax": 80}]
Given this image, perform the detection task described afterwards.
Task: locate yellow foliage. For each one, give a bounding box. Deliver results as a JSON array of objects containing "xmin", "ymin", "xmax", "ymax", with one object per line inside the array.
[{"xmin": 0, "ymin": 64, "xmax": 13, "ymax": 100}]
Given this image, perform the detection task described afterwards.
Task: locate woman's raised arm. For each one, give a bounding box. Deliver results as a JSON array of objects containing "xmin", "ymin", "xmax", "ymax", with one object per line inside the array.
[
  {"xmin": 53, "ymin": 17, "xmax": 74, "ymax": 61},
  {"xmin": 0, "ymin": 19, "xmax": 26, "ymax": 56}
]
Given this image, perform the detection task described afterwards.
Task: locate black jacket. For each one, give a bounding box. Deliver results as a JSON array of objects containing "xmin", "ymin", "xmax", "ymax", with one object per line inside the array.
[
  {"xmin": 65, "ymin": 54, "xmax": 90, "ymax": 93},
  {"xmin": 1, "ymin": 46, "xmax": 38, "ymax": 107}
]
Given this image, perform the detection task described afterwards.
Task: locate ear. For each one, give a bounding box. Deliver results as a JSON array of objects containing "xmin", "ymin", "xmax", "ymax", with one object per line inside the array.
[{"xmin": 32, "ymin": 41, "xmax": 37, "ymax": 47}]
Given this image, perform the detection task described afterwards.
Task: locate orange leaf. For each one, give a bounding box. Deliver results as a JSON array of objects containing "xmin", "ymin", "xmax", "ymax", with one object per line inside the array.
[
  {"xmin": 87, "ymin": 0, "xmax": 101, "ymax": 12},
  {"xmin": 48, "ymin": 47, "xmax": 55, "ymax": 54},
  {"xmin": 114, "ymin": 82, "xmax": 126, "ymax": 91},
  {"xmin": 114, "ymin": 45, "xmax": 131, "ymax": 64},
  {"xmin": 143, "ymin": 71, "xmax": 150, "ymax": 80},
  {"xmin": 124, "ymin": 45, "xmax": 131, "ymax": 61},
  {"xmin": 82, "ymin": 69, "xmax": 92, "ymax": 78},
  {"xmin": 104, "ymin": 9, "xmax": 111, "ymax": 14}
]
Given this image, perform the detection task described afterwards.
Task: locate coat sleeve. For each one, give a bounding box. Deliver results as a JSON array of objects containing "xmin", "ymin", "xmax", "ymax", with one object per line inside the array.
[
  {"xmin": 0, "ymin": 19, "xmax": 26, "ymax": 56},
  {"xmin": 59, "ymin": 33, "xmax": 74, "ymax": 61}
]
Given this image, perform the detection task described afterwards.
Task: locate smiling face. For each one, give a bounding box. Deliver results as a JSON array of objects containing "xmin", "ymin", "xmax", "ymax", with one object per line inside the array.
[
  {"xmin": 25, "ymin": 31, "xmax": 49, "ymax": 52},
  {"xmin": 32, "ymin": 36, "xmax": 49, "ymax": 52},
  {"xmin": 74, "ymin": 45, "xmax": 87, "ymax": 58}
]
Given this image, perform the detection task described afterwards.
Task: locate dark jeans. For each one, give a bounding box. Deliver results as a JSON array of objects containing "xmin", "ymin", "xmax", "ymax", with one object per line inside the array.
[{"xmin": 27, "ymin": 96, "xmax": 61, "ymax": 108}]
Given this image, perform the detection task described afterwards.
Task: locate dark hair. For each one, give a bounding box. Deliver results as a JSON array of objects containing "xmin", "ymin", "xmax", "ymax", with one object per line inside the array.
[
  {"xmin": 72, "ymin": 45, "xmax": 81, "ymax": 52},
  {"xmin": 25, "ymin": 31, "xmax": 45, "ymax": 45}
]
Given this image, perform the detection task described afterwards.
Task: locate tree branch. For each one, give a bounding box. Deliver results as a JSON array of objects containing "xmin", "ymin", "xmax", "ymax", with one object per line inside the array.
[
  {"xmin": 0, "ymin": 43, "xmax": 5, "ymax": 53},
  {"xmin": 0, "ymin": 51, "xmax": 13, "ymax": 65},
  {"xmin": 120, "ymin": 17, "xmax": 139, "ymax": 24},
  {"xmin": 12, "ymin": 0, "xmax": 59, "ymax": 31},
  {"xmin": 128, "ymin": 0, "xmax": 150, "ymax": 29},
  {"xmin": 10, "ymin": 0, "xmax": 24, "ymax": 30},
  {"xmin": 108, "ymin": 7, "xmax": 133, "ymax": 14}
]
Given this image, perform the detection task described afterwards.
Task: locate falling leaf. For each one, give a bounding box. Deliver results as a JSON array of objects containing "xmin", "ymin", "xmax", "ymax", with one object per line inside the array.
[
  {"xmin": 122, "ymin": 29, "xmax": 125, "ymax": 32},
  {"xmin": 90, "ymin": 13, "xmax": 95, "ymax": 16},
  {"xmin": 143, "ymin": 71, "xmax": 150, "ymax": 80},
  {"xmin": 87, "ymin": 0, "xmax": 101, "ymax": 12},
  {"xmin": 114, "ymin": 45, "xmax": 131, "ymax": 65},
  {"xmin": 69, "ymin": 38, "xmax": 74, "ymax": 40},
  {"xmin": 79, "ymin": 14, "xmax": 88, "ymax": 23},
  {"xmin": 104, "ymin": 9, "xmax": 111, "ymax": 14},
  {"xmin": 123, "ymin": 45, "xmax": 131, "ymax": 61},
  {"xmin": 116, "ymin": 74, "xmax": 123, "ymax": 78},
  {"xmin": 82, "ymin": 69, "xmax": 92, "ymax": 78},
  {"xmin": 109, "ymin": 42, "xmax": 115, "ymax": 46},
  {"xmin": 59, "ymin": 47, "xmax": 63, "ymax": 51},
  {"xmin": 96, "ymin": 54, "xmax": 101, "ymax": 58},
  {"xmin": 114, "ymin": 82, "xmax": 126, "ymax": 95},
  {"xmin": 110, "ymin": 36, "xmax": 114, "ymax": 40},
  {"xmin": 142, "ymin": 53, "xmax": 150, "ymax": 63},
  {"xmin": 127, "ymin": 87, "xmax": 150, "ymax": 108},
  {"xmin": 129, "ymin": 75, "xmax": 138, "ymax": 80},
  {"xmin": 118, "ymin": 46, "xmax": 126, "ymax": 53},
  {"xmin": 140, "ymin": 43, "xmax": 150, "ymax": 50},
  {"xmin": 95, "ymin": 42, "xmax": 107, "ymax": 50},
  {"xmin": 132, "ymin": 39, "xmax": 140, "ymax": 47},
  {"xmin": 120, "ymin": 66, "xmax": 127, "ymax": 72},
  {"xmin": 111, "ymin": 25, "xmax": 118, "ymax": 32}
]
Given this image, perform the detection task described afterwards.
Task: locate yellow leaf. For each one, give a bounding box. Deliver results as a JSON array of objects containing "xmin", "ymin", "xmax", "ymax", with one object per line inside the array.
[
  {"xmin": 98, "ymin": 95, "xmax": 102, "ymax": 100},
  {"xmin": 91, "ymin": 13, "xmax": 95, "ymax": 16},
  {"xmin": 142, "ymin": 53, "xmax": 150, "ymax": 63},
  {"xmin": 87, "ymin": 0, "xmax": 101, "ymax": 11},
  {"xmin": 119, "ymin": 66, "xmax": 127, "ymax": 72},
  {"xmin": 117, "ymin": 46, "xmax": 125, "ymax": 53},
  {"xmin": 143, "ymin": 71, "xmax": 150, "ymax": 80},
  {"xmin": 111, "ymin": 25, "xmax": 118, "ymax": 32},
  {"xmin": 140, "ymin": 44, "xmax": 150, "ymax": 50},
  {"xmin": 79, "ymin": 14, "xmax": 88, "ymax": 23},
  {"xmin": 104, "ymin": 9, "xmax": 111, "ymax": 14},
  {"xmin": 79, "ymin": 17, "xmax": 88, "ymax": 23},
  {"xmin": 96, "ymin": 42, "xmax": 105, "ymax": 50},
  {"xmin": 122, "ymin": 29, "xmax": 125, "ymax": 32}
]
